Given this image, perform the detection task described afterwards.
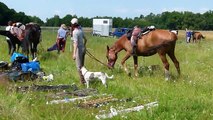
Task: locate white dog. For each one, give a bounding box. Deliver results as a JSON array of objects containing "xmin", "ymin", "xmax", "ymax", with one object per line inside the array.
[{"xmin": 80, "ymin": 66, "xmax": 114, "ymax": 88}]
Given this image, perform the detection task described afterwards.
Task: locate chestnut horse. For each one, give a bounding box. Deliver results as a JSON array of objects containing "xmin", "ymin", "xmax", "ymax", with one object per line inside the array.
[
  {"xmin": 106, "ymin": 29, "xmax": 180, "ymax": 80},
  {"xmin": 192, "ymin": 32, "xmax": 205, "ymax": 43}
]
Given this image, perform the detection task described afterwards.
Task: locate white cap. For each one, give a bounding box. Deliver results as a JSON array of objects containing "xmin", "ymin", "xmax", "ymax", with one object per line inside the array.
[{"xmin": 71, "ymin": 18, "xmax": 78, "ymax": 24}]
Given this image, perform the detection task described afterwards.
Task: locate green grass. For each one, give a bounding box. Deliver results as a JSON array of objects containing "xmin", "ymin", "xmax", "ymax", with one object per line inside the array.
[{"xmin": 0, "ymin": 30, "xmax": 213, "ymax": 120}]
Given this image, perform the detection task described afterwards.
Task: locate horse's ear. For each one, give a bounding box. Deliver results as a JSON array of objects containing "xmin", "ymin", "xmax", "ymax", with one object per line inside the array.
[{"xmin": 107, "ymin": 45, "xmax": 109, "ymax": 51}]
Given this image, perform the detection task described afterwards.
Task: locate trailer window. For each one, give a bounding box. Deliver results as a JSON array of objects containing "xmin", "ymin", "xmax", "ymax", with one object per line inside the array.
[{"xmin": 103, "ymin": 20, "xmax": 108, "ymax": 24}]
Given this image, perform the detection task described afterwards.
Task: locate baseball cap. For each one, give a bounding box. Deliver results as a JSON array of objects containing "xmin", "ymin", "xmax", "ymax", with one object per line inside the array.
[{"xmin": 71, "ymin": 18, "xmax": 78, "ymax": 24}]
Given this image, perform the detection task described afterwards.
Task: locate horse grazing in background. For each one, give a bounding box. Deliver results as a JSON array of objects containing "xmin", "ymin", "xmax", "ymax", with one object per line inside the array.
[
  {"xmin": 22, "ymin": 23, "xmax": 41, "ymax": 59},
  {"xmin": 192, "ymin": 31, "xmax": 205, "ymax": 43},
  {"xmin": 106, "ymin": 29, "xmax": 180, "ymax": 80},
  {"xmin": 0, "ymin": 30, "xmax": 22, "ymax": 55}
]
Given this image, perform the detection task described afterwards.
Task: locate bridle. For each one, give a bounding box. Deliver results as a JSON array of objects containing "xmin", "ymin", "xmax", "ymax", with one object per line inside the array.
[{"xmin": 83, "ymin": 69, "xmax": 88, "ymax": 76}]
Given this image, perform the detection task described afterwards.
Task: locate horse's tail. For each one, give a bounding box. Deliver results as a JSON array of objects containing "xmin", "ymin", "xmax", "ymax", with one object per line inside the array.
[
  {"xmin": 201, "ymin": 34, "xmax": 205, "ymax": 39},
  {"xmin": 170, "ymin": 30, "xmax": 178, "ymax": 35},
  {"xmin": 170, "ymin": 31, "xmax": 178, "ymax": 41}
]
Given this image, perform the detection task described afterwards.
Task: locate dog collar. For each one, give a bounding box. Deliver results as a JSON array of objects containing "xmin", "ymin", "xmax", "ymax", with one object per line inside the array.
[{"xmin": 83, "ymin": 70, "xmax": 88, "ymax": 76}]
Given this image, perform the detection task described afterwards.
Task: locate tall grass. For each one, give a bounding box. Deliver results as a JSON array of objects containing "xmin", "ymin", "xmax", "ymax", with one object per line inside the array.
[{"xmin": 0, "ymin": 30, "xmax": 213, "ymax": 120}]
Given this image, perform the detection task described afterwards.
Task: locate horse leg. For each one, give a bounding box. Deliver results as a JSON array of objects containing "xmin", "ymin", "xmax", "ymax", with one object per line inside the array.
[
  {"xmin": 30, "ymin": 43, "xmax": 35, "ymax": 59},
  {"xmin": 22, "ymin": 41, "xmax": 29, "ymax": 58},
  {"xmin": 11, "ymin": 42, "xmax": 16, "ymax": 55},
  {"xmin": 158, "ymin": 53, "xmax": 170, "ymax": 80},
  {"xmin": 133, "ymin": 56, "xmax": 138, "ymax": 77},
  {"xmin": 121, "ymin": 53, "xmax": 131, "ymax": 76},
  {"xmin": 32, "ymin": 43, "xmax": 38, "ymax": 59},
  {"xmin": 17, "ymin": 43, "xmax": 21, "ymax": 52},
  {"xmin": 168, "ymin": 50, "xmax": 180, "ymax": 76},
  {"xmin": 6, "ymin": 40, "xmax": 12, "ymax": 55}
]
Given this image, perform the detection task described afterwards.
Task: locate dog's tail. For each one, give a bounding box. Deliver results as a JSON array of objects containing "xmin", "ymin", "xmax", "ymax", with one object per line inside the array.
[{"xmin": 105, "ymin": 73, "xmax": 114, "ymax": 79}]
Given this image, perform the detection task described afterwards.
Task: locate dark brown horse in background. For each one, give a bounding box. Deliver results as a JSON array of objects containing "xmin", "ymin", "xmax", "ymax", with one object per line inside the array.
[
  {"xmin": 0, "ymin": 23, "xmax": 41, "ymax": 59},
  {"xmin": 0, "ymin": 30, "xmax": 22, "ymax": 55},
  {"xmin": 192, "ymin": 31, "xmax": 205, "ymax": 43},
  {"xmin": 22, "ymin": 23, "xmax": 41, "ymax": 59},
  {"xmin": 106, "ymin": 29, "xmax": 180, "ymax": 80}
]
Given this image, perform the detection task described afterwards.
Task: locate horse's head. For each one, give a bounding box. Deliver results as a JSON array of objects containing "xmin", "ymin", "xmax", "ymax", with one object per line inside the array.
[{"xmin": 106, "ymin": 45, "xmax": 117, "ymax": 69}]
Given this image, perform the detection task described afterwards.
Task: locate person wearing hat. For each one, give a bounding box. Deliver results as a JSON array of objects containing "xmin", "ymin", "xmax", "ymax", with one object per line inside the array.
[
  {"xmin": 56, "ymin": 24, "xmax": 68, "ymax": 53},
  {"xmin": 71, "ymin": 18, "xmax": 87, "ymax": 84}
]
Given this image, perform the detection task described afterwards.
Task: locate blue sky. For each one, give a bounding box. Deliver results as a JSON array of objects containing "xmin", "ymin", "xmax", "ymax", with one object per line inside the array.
[{"xmin": 1, "ymin": 0, "xmax": 212, "ymax": 21}]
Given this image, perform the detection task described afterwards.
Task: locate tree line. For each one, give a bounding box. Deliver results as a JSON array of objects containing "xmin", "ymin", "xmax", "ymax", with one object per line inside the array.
[{"xmin": 1, "ymin": 2, "xmax": 213, "ymax": 30}]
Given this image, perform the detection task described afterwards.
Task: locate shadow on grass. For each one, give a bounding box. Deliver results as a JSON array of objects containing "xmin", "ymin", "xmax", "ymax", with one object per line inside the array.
[{"xmin": 40, "ymin": 52, "xmax": 59, "ymax": 61}]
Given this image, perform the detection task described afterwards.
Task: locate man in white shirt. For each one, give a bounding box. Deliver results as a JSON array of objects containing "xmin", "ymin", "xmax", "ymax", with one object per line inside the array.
[{"xmin": 71, "ymin": 18, "xmax": 87, "ymax": 84}]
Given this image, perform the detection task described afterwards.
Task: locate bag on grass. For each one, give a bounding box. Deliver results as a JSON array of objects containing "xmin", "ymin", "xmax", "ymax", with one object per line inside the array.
[
  {"xmin": 21, "ymin": 61, "xmax": 40, "ymax": 73},
  {"xmin": 11, "ymin": 52, "xmax": 29, "ymax": 63}
]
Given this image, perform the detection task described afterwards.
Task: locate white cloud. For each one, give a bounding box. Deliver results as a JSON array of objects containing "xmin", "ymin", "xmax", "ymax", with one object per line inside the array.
[
  {"xmin": 114, "ymin": 8, "xmax": 129, "ymax": 14},
  {"xmin": 198, "ymin": 8, "xmax": 209, "ymax": 13},
  {"xmin": 133, "ymin": 8, "xmax": 152, "ymax": 15},
  {"xmin": 54, "ymin": 10, "xmax": 61, "ymax": 15},
  {"xmin": 161, "ymin": 7, "xmax": 188, "ymax": 12},
  {"xmin": 161, "ymin": 7, "xmax": 210, "ymax": 14}
]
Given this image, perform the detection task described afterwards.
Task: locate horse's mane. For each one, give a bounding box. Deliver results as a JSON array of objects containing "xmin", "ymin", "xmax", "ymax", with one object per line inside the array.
[{"xmin": 110, "ymin": 35, "xmax": 128, "ymax": 53}]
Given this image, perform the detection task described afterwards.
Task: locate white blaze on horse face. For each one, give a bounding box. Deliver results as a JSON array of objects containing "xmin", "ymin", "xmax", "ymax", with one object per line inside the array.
[{"xmin": 108, "ymin": 51, "xmax": 117, "ymax": 67}]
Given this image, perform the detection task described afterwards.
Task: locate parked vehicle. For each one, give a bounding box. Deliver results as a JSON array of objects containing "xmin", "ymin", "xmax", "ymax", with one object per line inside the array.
[
  {"xmin": 92, "ymin": 19, "xmax": 113, "ymax": 37},
  {"xmin": 112, "ymin": 28, "xmax": 129, "ymax": 38}
]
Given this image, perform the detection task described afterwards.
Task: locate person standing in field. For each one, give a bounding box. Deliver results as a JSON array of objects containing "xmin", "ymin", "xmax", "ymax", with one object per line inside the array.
[
  {"xmin": 5, "ymin": 21, "xmax": 13, "ymax": 55},
  {"xmin": 56, "ymin": 24, "xmax": 68, "ymax": 53},
  {"xmin": 185, "ymin": 28, "xmax": 192, "ymax": 43},
  {"xmin": 71, "ymin": 18, "xmax": 87, "ymax": 84}
]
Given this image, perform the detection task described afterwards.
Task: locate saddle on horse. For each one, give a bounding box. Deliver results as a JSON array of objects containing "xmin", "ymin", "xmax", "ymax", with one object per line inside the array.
[
  {"xmin": 128, "ymin": 26, "xmax": 156, "ymax": 55},
  {"xmin": 10, "ymin": 22, "xmax": 25, "ymax": 41}
]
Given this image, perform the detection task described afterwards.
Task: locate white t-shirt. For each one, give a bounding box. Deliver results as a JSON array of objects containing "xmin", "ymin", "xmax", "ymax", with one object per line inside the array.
[
  {"xmin": 72, "ymin": 28, "xmax": 84, "ymax": 48},
  {"xmin": 57, "ymin": 28, "xmax": 67, "ymax": 40}
]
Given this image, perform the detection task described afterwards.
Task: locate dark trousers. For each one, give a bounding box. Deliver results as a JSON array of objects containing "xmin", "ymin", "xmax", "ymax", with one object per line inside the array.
[{"xmin": 56, "ymin": 38, "xmax": 66, "ymax": 53}]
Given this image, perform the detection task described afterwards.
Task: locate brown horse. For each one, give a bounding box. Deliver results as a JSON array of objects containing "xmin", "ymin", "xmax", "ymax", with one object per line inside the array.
[
  {"xmin": 22, "ymin": 23, "xmax": 41, "ymax": 59},
  {"xmin": 106, "ymin": 29, "xmax": 180, "ymax": 80},
  {"xmin": 192, "ymin": 31, "xmax": 205, "ymax": 43},
  {"xmin": 0, "ymin": 23, "xmax": 41, "ymax": 59}
]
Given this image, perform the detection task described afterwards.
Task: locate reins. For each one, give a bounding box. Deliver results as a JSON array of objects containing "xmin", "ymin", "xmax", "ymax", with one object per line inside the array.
[{"xmin": 85, "ymin": 49, "xmax": 109, "ymax": 68}]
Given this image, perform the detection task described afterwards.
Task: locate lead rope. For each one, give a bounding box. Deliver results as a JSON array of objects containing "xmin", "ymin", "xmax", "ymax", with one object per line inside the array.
[{"xmin": 85, "ymin": 49, "xmax": 110, "ymax": 68}]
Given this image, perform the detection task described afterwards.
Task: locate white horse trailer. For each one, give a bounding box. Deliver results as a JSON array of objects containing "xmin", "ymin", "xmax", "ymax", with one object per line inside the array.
[{"xmin": 92, "ymin": 19, "xmax": 113, "ymax": 37}]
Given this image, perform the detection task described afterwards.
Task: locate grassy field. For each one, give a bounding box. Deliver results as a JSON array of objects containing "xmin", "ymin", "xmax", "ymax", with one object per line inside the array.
[{"xmin": 0, "ymin": 29, "xmax": 213, "ymax": 120}]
